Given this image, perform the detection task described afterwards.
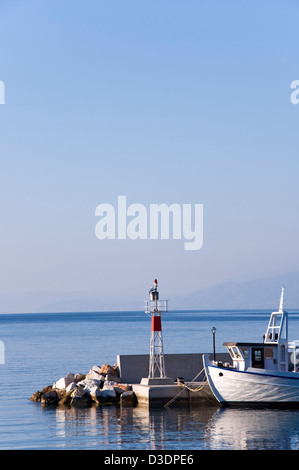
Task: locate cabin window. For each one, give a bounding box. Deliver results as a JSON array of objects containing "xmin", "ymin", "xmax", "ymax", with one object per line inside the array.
[
  {"xmin": 227, "ymin": 347, "xmax": 234, "ymax": 358},
  {"xmin": 265, "ymin": 348, "xmax": 273, "ymax": 359},
  {"xmin": 240, "ymin": 347, "xmax": 248, "ymax": 359},
  {"xmin": 227, "ymin": 346, "xmax": 242, "ymax": 360},
  {"xmin": 232, "ymin": 347, "xmax": 241, "ymax": 359},
  {"xmin": 228, "ymin": 347, "xmax": 236, "ymax": 358},
  {"xmin": 252, "ymin": 348, "xmax": 264, "ymax": 369},
  {"xmin": 254, "ymin": 350, "xmax": 262, "ymax": 362}
]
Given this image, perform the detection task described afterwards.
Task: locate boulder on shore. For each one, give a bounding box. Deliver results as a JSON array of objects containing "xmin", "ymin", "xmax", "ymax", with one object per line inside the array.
[
  {"xmin": 30, "ymin": 363, "xmax": 136, "ymax": 407},
  {"xmin": 120, "ymin": 391, "xmax": 137, "ymax": 406},
  {"xmin": 41, "ymin": 390, "xmax": 60, "ymax": 405},
  {"xmin": 53, "ymin": 372, "xmax": 75, "ymax": 390},
  {"xmin": 99, "ymin": 363, "xmax": 119, "ymax": 376}
]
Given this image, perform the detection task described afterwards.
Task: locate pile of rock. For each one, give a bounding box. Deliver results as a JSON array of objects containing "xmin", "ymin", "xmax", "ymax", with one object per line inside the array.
[{"xmin": 30, "ymin": 363, "xmax": 136, "ymax": 407}]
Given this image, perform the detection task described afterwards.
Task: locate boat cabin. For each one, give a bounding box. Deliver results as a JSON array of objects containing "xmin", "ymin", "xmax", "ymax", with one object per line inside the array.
[
  {"xmin": 223, "ymin": 341, "xmax": 281, "ymax": 371},
  {"xmin": 222, "ymin": 288, "xmax": 299, "ymax": 373}
]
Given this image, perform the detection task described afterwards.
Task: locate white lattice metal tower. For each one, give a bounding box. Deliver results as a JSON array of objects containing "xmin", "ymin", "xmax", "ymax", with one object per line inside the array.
[{"xmin": 145, "ymin": 279, "xmax": 168, "ymax": 379}]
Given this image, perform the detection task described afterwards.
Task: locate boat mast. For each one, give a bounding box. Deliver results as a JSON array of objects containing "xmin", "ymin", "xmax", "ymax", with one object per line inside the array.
[
  {"xmin": 279, "ymin": 287, "xmax": 284, "ymax": 313},
  {"xmin": 264, "ymin": 287, "xmax": 287, "ymax": 343},
  {"xmin": 264, "ymin": 287, "xmax": 288, "ymax": 371}
]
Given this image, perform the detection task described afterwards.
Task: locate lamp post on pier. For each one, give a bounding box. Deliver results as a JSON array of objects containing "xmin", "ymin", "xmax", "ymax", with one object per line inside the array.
[{"xmin": 212, "ymin": 326, "xmax": 216, "ymax": 363}]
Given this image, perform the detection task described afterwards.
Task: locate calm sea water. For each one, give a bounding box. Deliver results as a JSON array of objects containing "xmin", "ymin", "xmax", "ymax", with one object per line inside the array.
[{"xmin": 1, "ymin": 309, "xmax": 299, "ymax": 450}]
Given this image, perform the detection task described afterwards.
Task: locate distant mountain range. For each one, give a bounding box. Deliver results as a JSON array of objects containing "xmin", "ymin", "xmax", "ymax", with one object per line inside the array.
[
  {"xmin": 0, "ymin": 271, "xmax": 298, "ymax": 314},
  {"xmin": 171, "ymin": 271, "xmax": 299, "ymax": 310}
]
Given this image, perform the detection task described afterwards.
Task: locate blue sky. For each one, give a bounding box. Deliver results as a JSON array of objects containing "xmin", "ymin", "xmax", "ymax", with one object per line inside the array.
[{"xmin": 0, "ymin": 0, "xmax": 299, "ymax": 304}]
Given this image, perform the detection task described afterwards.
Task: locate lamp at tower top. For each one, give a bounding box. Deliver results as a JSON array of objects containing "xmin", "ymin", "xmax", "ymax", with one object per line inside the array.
[
  {"xmin": 149, "ymin": 279, "xmax": 159, "ymax": 302},
  {"xmin": 145, "ymin": 279, "xmax": 168, "ymax": 315}
]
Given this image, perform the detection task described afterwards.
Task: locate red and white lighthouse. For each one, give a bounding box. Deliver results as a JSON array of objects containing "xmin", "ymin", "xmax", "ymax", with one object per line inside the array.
[{"xmin": 144, "ymin": 279, "xmax": 171, "ymax": 382}]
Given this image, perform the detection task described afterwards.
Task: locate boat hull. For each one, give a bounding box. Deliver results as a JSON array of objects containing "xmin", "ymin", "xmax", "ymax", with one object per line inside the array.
[{"xmin": 203, "ymin": 355, "xmax": 299, "ymax": 405}]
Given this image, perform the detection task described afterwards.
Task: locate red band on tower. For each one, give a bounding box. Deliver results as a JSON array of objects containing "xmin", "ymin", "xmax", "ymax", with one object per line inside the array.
[{"xmin": 151, "ymin": 316, "xmax": 162, "ymax": 332}]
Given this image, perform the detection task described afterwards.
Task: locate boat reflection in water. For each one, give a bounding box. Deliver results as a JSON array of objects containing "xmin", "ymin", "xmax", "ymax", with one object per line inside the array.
[{"xmin": 205, "ymin": 406, "xmax": 299, "ymax": 450}]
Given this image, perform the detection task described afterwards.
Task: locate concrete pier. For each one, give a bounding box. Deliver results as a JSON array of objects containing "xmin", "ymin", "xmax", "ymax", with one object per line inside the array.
[
  {"xmin": 117, "ymin": 352, "xmax": 229, "ymax": 406},
  {"xmin": 131, "ymin": 380, "xmax": 215, "ymax": 406}
]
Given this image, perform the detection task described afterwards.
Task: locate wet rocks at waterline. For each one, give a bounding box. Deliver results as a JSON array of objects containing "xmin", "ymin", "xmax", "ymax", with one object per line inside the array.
[{"xmin": 30, "ymin": 364, "xmax": 136, "ymax": 406}]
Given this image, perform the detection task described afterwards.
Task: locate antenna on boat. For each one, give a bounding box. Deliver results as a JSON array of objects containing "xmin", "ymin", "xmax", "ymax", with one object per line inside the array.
[{"xmin": 279, "ymin": 287, "xmax": 285, "ymax": 313}]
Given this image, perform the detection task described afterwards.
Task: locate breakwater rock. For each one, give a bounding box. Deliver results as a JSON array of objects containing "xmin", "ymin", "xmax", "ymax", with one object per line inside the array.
[{"xmin": 30, "ymin": 363, "xmax": 136, "ymax": 406}]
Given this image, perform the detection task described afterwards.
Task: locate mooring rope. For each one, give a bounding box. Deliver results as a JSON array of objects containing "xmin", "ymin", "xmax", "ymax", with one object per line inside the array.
[
  {"xmin": 164, "ymin": 367, "xmax": 207, "ymax": 408},
  {"xmin": 180, "ymin": 380, "xmax": 208, "ymax": 392}
]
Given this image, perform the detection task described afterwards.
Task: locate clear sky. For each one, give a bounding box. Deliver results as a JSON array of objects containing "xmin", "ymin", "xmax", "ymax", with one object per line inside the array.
[{"xmin": 0, "ymin": 0, "xmax": 299, "ymax": 303}]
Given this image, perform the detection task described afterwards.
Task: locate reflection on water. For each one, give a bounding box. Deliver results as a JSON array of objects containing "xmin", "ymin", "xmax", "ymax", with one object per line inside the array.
[
  {"xmin": 46, "ymin": 403, "xmax": 299, "ymax": 450},
  {"xmin": 206, "ymin": 407, "xmax": 299, "ymax": 450}
]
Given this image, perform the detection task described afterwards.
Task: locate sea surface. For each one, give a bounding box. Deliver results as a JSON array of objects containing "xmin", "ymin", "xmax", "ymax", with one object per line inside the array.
[{"xmin": 1, "ymin": 309, "xmax": 299, "ymax": 450}]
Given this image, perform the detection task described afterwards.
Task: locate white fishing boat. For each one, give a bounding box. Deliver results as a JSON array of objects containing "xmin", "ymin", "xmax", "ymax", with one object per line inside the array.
[{"xmin": 203, "ymin": 288, "xmax": 299, "ymax": 406}]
